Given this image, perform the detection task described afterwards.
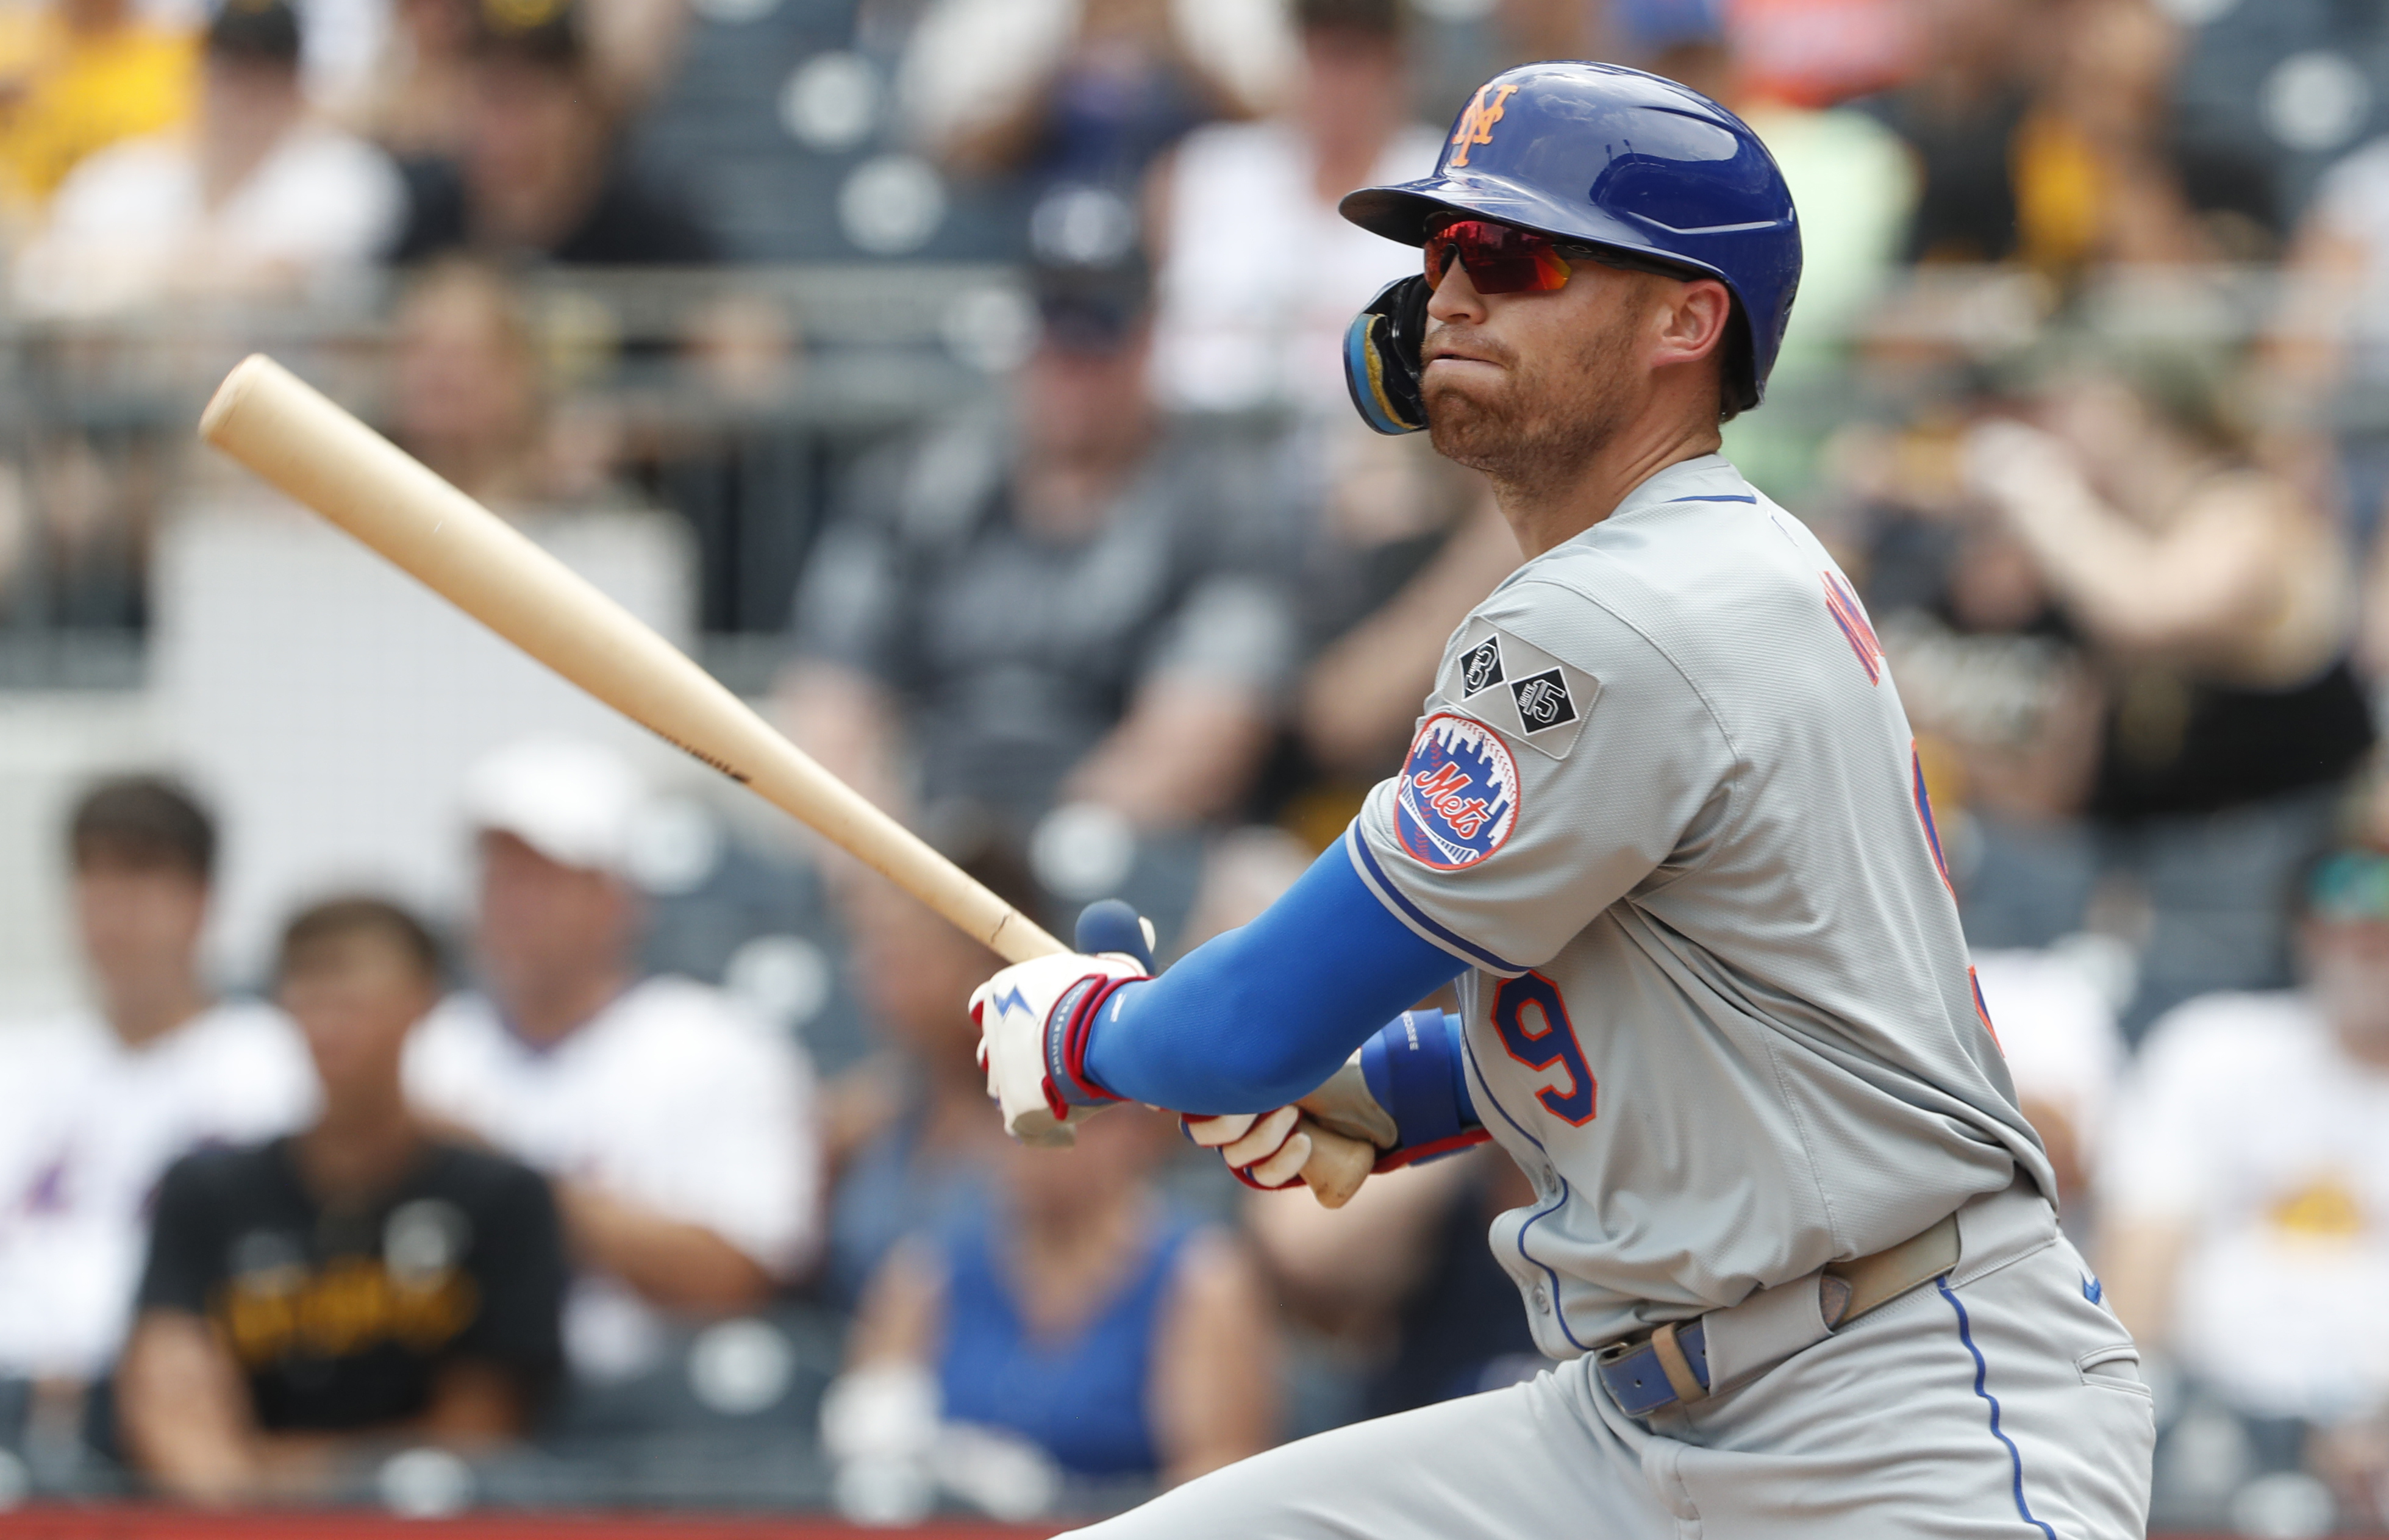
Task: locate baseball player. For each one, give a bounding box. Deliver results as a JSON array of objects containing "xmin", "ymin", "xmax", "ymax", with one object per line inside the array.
[{"xmin": 974, "ymin": 62, "xmax": 2154, "ymax": 1539}]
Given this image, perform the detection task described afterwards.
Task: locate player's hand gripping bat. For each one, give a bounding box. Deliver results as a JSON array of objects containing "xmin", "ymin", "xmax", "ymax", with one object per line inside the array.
[{"xmin": 199, "ymin": 354, "xmax": 1375, "ymax": 1207}]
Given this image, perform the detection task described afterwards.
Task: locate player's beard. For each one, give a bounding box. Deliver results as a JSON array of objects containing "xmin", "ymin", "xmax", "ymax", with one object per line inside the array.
[{"xmin": 1423, "ymin": 305, "xmax": 1643, "ymax": 501}]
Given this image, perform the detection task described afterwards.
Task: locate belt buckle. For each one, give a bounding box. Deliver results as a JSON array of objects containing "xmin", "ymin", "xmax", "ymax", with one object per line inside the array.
[{"xmin": 1596, "ymin": 1319, "xmax": 1709, "ymax": 1417}]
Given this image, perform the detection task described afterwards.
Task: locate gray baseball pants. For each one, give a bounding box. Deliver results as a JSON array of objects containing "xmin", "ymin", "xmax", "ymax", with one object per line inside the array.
[{"xmin": 1066, "ymin": 1182, "xmax": 2152, "ymax": 1539}]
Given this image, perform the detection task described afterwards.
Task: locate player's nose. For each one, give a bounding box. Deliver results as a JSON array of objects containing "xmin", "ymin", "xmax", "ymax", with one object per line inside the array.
[{"xmin": 1426, "ymin": 260, "xmax": 1489, "ymax": 327}]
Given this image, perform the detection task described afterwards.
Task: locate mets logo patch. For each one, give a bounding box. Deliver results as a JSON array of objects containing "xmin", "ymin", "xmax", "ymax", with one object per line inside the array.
[{"xmin": 1394, "ymin": 713, "xmax": 1521, "ymax": 870}]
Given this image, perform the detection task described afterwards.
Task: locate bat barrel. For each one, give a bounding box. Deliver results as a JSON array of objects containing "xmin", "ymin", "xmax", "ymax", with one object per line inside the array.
[
  {"xmin": 199, "ymin": 354, "xmax": 1062, "ymax": 965},
  {"xmin": 198, "ymin": 354, "xmax": 1374, "ymax": 1208}
]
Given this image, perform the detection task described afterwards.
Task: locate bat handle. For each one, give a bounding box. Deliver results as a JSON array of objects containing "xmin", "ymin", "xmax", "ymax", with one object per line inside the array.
[{"xmin": 1296, "ymin": 1119, "xmax": 1374, "ymax": 1208}]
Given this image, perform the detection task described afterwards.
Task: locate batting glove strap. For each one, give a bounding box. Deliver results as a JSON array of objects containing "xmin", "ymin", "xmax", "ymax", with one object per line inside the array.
[
  {"xmin": 1374, "ymin": 1127, "xmax": 1494, "ymax": 1174},
  {"xmin": 1043, "ymin": 974, "xmax": 1137, "ymax": 1110}
]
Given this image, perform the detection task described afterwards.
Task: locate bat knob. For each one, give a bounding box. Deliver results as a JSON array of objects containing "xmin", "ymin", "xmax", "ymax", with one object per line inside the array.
[{"xmin": 1074, "ymin": 899, "xmax": 1155, "ymax": 970}]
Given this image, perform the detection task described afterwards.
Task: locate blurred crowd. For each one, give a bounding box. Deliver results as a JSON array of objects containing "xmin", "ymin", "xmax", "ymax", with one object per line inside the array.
[{"xmin": 0, "ymin": 0, "xmax": 2387, "ymax": 1532}]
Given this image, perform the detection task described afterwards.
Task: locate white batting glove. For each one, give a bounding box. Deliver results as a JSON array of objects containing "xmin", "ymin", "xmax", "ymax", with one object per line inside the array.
[{"xmin": 969, "ymin": 950, "xmax": 1149, "ymax": 1148}]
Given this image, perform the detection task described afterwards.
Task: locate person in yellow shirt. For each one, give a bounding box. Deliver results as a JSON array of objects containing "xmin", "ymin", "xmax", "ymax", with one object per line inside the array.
[{"xmin": 0, "ymin": 0, "xmax": 194, "ymax": 215}]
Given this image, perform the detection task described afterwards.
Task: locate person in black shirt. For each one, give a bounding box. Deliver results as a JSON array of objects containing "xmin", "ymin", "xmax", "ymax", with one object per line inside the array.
[
  {"xmin": 1958, "ymin": 366, "xmax": 2375, "ymax": 1035},
  {"xmin": 778, "ymin": 258, "xmax": 1301, "ymax": 836},
  {"xmin": 117, "ymin": 898, "xmax": 565, "ymax": 1503},
  {"xmin": 387, "ymin": 0, "xmax": 714, "ymax": 268}
]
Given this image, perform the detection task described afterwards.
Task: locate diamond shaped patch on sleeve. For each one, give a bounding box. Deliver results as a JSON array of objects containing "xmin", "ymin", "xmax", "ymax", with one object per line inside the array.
[
  {"xmin": 1460, "ymin": 636, "xmax": 1504, "ymax": 697},
  {"xmin": 1508, "ymin": 669, "xmax": 1577, "ymax": 733},
  {"xmin": 1440, "ymin": 619, "xmax": 1595, "ymax": 758}
]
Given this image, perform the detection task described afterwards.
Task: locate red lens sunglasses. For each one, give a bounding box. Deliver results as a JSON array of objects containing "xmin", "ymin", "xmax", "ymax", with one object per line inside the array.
[{"xmin": 1424, "ymin": 217, "xmax": 1695, "ymax": 294}]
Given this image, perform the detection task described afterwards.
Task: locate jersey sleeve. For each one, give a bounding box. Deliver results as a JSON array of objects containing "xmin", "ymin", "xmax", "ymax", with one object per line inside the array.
[{"xmin": 1349, "ymin": 577, "xmax": 1737, "ymax": 974}]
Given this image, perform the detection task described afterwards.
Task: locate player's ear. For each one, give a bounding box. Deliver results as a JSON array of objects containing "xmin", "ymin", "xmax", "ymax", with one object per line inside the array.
[{"xmin": 1650, "ymin": 277, "xmax": 1733, "ymax": 372}]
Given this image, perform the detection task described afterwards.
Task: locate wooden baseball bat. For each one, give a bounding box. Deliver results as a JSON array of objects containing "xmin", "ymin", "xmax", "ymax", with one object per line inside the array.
[{"xmin": 199, "ymin": 354, "xmax": 1374, "ymax": 1206}]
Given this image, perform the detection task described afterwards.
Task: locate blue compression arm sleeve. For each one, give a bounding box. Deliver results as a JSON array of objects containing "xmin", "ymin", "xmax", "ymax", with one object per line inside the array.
[{"xmin": 1081, "ymin": 843, "xmax": 1467, "ymax": 1114}]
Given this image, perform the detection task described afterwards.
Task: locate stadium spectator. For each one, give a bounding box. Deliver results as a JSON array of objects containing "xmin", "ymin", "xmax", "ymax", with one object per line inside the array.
[
  {"xmin": 1859, "ymin": 0, "xmax": 2207, "ymax": 275},
  {"xmin": 1245, "ymin": 1147, "xmax": 1543, "ymax": 1421},
  {"xmin": 1623, "ymin": 16, "xmax": 1917, "ymax": 500},
  {"xmin": 1831, "ymin": 412, "xmax": 2108, "ymax": 952},
  {"xmin": 1273, "ymin": 458, "xmax": 1512, "ymax": 842},
  {"xmin": 118, "ymin": 898, "xmax": 563, "ymax": 1505},
  {"xmin": 1132, "ymin": 0, "xmax": 1518, "ymax": 838},
  {"xmin": 2268, "ymin": 130, "xmax": 2389, "ymax": 572},
  {"xmin": 388, "ymin": 0, "xmax": 713, "ymax": 267},
  {"xmin": 2372, "ymin": 536, "xmax": 2389, "ymax": 696},
  {"xmin": 777, "ymin": 258, "xmax": 1298, "ymax": 836},
  {"xmin": 0, "ymin": 0, "xmax": 193, "ymax": 217},
  {"xmin": 1147, "ymin": 0, "xmax": 1437, "ymax": 415},
  {"xmin": 0, "ymin": 779, "xmax": 312, "ymax": 1417},
  {"xmin": 1970, "ymin": 945, "xmax": 2126, "ymax": 1227},
  {"xmin": 385, "ymin": 258, "xmax": 577, "ymax": 510},
  {"xmin": 820, "ymin": 839, "xmax": 1027, "ymax": 1307},
  {"xmin": 899, "ymin": 0, "xmax": 1288, "ymax": 192},
  {"xmin": 838, "ymin": 1105, "xmax": 1277, "ymax": 1494},
  {"xmin": 2166, "ymin": 0, "xmax": 2389, "ymax": 249},
  {"xmin": 346, "ymin": 0, "xmax": 678, "ymax": 160},
  {"xmin": 13, "ymin": 0, "xmax": 405, "ymax": 315},
  {"xmin": 1962, "ymin": 363, "xmax": 2374, "ymax": 1033},
  {"xmin": 342, "ymin": 0, "xmax": 473, "ymax": 158},
  {"xmin": 2098, "ymin": 846, "xmax": 2389, "ymax": 1522},
  {"xmin": 404, "ymin": 738, "xmax": 821, "ymax": 1386},
  {"xmin": 1725, "ymin": 0, "xmax": 1914, "ymax": 108},
  {"xmin": 1855, "ymin": 0, "xmax": 2030, "ymax": 263}
]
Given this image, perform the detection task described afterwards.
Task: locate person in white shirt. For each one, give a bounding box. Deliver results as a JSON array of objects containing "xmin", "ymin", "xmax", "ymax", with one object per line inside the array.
[
  {"xmin": 1971, "ymin": 945, "xmax": 2126, "ymax": 1224},
  {"xmin": 0, "ymin": 777, "xmax": 314, "ymax": 1403},
  {"xmin": 2101, "ymin": 844, "xmax": 2389, "ymax": 1431},
  {"xmin": 1147, "ymin": 0, "xmax": 1440, "ymax": 415},
  {"xmin": 13, "ymin": 0, "xmax": 404, "ymax": 315},
  {"xmin": 404, "ymin": 737, "xmax": 822, "ymax": 1385}
]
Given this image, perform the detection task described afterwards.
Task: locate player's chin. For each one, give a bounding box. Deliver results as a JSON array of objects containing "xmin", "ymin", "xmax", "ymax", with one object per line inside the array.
[{"xmin": 1423, "ymin": 386, "xmax": 1516, "ymax": 468}]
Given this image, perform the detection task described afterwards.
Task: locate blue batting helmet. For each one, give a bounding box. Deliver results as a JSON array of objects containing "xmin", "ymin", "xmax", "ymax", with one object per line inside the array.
[{"xmin": 1340, "ymin": 60, "xmax": 1801, "ymax": 424}]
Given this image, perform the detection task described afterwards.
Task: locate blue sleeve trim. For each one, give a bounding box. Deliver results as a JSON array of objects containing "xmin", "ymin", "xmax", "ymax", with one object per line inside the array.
[
  {"xmin": 1079, "ymin": 843, "xmax": 1468, "ymax": 1114},
  {"xmin": 1344, "ymin": 825, "xmax": 1525, "ymax": 975}
]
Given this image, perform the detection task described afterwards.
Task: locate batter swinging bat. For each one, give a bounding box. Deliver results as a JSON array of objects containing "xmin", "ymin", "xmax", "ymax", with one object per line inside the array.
[{"xmin": 199, "ymin": 354, "xmax": 1374, "ymax": 1207}]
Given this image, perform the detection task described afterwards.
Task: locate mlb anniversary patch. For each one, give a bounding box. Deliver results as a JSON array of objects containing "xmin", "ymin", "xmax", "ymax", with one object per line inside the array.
[
  {"xmin": 1394, "ymin": 713, "xmax": 1521, "ymax": 870},
  {"xmin": 1442, "ymin": 623, "xmax": 1598, "ymax": 759}
]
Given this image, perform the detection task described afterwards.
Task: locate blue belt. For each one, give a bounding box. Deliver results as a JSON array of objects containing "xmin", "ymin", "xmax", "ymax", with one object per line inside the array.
[{"xmin": 1595, "ymin": 1319, "xmax": 1709, "ymax": 1417}]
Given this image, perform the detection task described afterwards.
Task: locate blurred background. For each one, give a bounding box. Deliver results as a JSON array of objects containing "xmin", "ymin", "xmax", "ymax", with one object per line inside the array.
[{"xmin": 1, "ymin": 0, "xmax": 2388, "ymax": 1533}]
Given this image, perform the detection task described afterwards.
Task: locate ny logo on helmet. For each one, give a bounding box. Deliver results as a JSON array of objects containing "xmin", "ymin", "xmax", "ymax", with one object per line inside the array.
[{"xmin": 1449, "ymin": 83, "xmax": 1520, "ymax": 169}]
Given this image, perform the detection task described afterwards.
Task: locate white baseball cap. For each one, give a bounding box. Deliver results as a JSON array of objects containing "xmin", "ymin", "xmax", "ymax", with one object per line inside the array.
[{"xmin": 462, "ymin": 736, "xmax": 645, "ymax": 877}]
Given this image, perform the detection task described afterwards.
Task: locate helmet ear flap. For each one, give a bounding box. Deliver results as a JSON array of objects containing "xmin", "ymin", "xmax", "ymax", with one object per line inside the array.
[{"xmin": 1343, "ymin": 275, "xmax": 1431, "ymax": 435}]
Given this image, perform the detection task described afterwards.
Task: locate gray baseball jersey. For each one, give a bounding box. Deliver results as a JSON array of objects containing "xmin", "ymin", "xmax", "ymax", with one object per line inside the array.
[{"xmin": 1344, "ymin": 452, "xmax": 2054, "ymax": 1359}]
